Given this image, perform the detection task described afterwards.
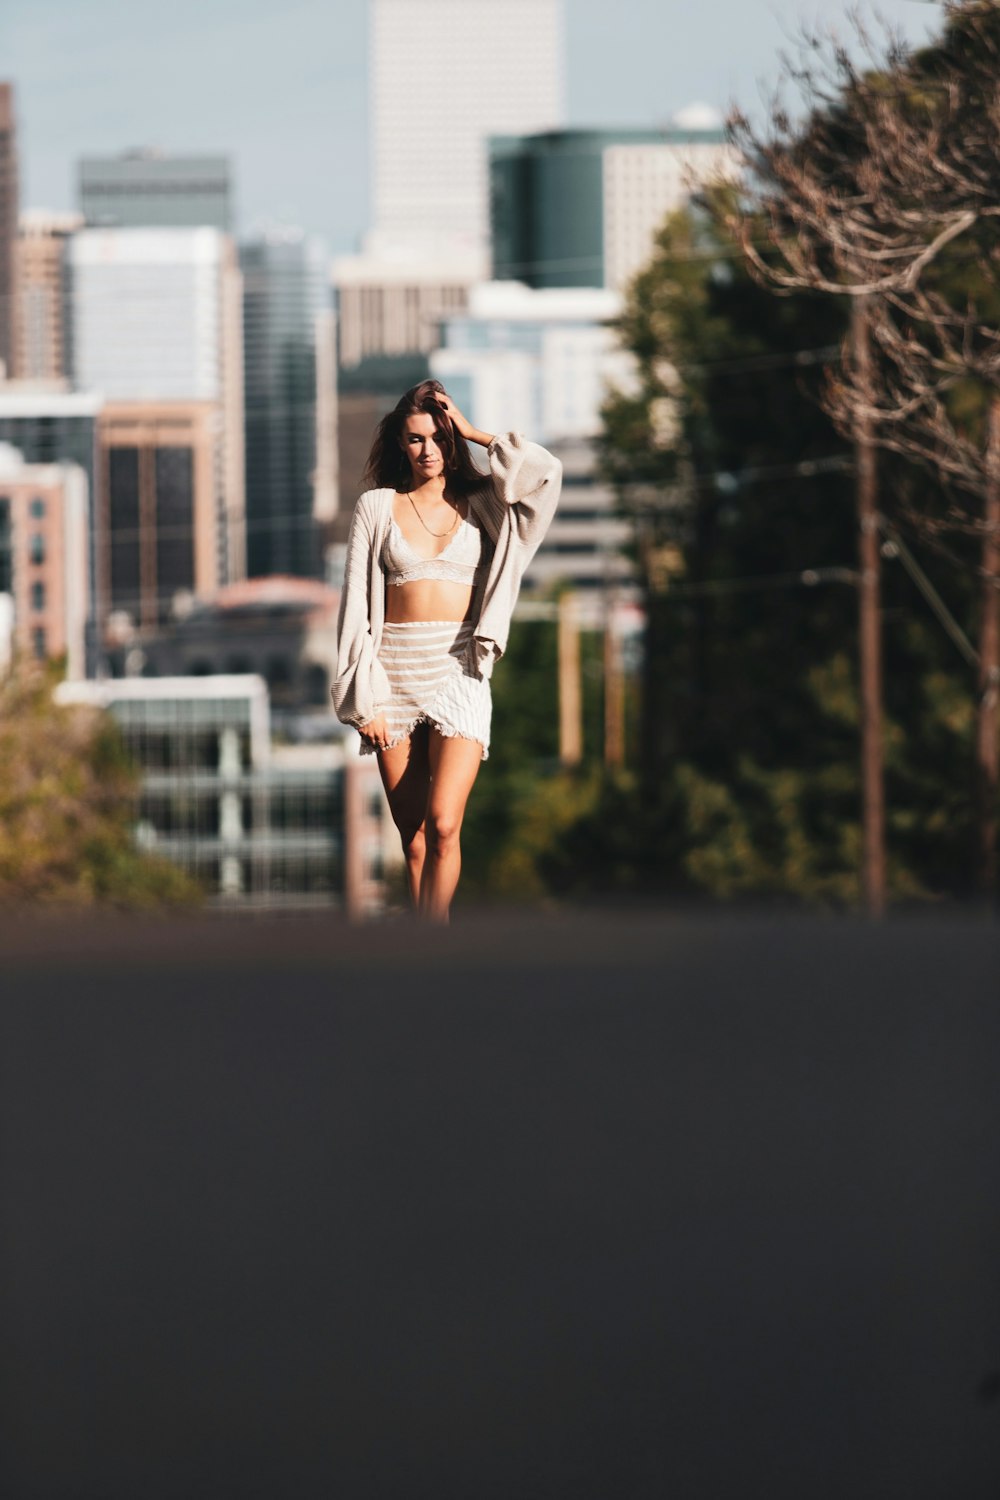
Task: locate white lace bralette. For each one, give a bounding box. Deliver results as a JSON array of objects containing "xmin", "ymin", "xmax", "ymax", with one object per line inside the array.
[{"xmin": 382, "ymin": 511, "xmax": 485, "ymax": 587}]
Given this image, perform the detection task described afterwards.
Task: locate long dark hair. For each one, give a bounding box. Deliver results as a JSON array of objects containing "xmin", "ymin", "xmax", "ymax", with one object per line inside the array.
[{"xmin": 362, "ymin": 378, "xmax": 482, "ymax": 494}]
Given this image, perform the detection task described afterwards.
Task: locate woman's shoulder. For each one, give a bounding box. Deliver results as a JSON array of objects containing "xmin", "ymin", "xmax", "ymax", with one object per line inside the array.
[{"xmin": 354, "ymin": 486, "xmax": 395, "ymax": 519}]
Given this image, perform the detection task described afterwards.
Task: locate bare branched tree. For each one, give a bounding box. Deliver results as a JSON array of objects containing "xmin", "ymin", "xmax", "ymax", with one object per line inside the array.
[{"xmin": 729, "ymin": 0, "xmax": 1000, "ymax": 898}]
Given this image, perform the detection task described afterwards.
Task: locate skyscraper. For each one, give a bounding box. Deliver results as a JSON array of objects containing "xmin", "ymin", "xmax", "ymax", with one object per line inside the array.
[
  {"xmin": 490, "ymin": 124, "xmax": 738, "ymax": 292},
  {"xmin": 370, "ymin": 0, "xmax": 564, "ymax": 259},
  {"xmin": 79, "ymin": 151, "xmax": 232, "ymax": 232},
  {"xmin": 241, "ymin": 231, "xmax": 330, "ymax": 579},
  {"xmin": 0, "ymin": 84, "xmax": 20, "ymax": 378}
]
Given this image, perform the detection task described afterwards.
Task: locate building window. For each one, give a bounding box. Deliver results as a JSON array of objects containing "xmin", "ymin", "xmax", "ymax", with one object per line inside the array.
[
  {"xmin": 0, "ymin": 499, "xmax": 11, "ymax": 594},
  {"xmin": 30, "ymin": 497, "xmax": 46, "ymax": 519},
  {"xmin": 32, "ymin": 627, "xmax": 46, "ymax": 660},
  {"xmin": 30, "ymin": 533, "xmax": 45, "ymax": 565},
  {"xmin": 109, "ymin": 447, "xmax": 141, "ymax": 616},
  {"xmin": 155, "ymin": 446, "xmax": 195, "ymax": 623},
  {"xmin": 31, "ymin": 581, "xmax": 45, "ymax": 612}
]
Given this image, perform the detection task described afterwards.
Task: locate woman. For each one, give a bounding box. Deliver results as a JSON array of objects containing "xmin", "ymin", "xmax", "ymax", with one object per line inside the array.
[{"xmin": 333, "ymin": 379, "xmax": 562, "ymax": 922}]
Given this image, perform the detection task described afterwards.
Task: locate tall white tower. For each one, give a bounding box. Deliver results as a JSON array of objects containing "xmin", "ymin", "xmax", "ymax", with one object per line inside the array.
[{"xmin": 370, "ymin": 0, "xmax": 564, "ymax": 261}]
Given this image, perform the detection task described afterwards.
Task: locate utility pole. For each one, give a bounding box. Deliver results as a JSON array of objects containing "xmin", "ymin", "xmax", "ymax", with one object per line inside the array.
[
  {"xmin": 558, "ymin": 591, "xmax": 583, "ymax": 768},
  {"xmin": 853, "ymin": 296, "xmax": 887, "ymax": 918},
  {"xmin": 604, "ymin": 595, "xmax": 625, "ymax": 770},
  {"xmin": 976, "ymin": 399, "xmax": 1000, "ymax": 895}
]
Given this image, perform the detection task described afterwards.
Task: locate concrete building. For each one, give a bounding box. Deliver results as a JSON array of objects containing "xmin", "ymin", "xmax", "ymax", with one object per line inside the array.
[
  {"xmin": 370, "ymin": 0, "xmax": 563, "ymax": 259},
  {"xmin": 13, "ymin": 211, "xmax": 82, "ymax": 381},
  {"xmin": 78, "ymin": 150, "xmax": 232, "ymax": 232},
  {"xmin": 241, "ymin": 230, "xmax": 331, "ymax": 577},
  {"xmin": 490, "ymin": 122, "xmax": 738, "ymax": 291},
  {"xmin": 68, "ymin": 227, "xmax": 246, "ymax": 598},
  {"xmin": 54, "ymin": 674, "xmax": 390, "ymax": 916},
  {"xmin": 0, "ymin": 84, "xmax": 20, "ymax": 377},
  {"xmin": 0, "ymin": 442, "xmax": 89, "ymax": 678}
]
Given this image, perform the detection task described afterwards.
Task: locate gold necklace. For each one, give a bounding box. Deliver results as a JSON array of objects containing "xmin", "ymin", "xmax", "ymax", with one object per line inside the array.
[{"xmin": 406, "ymin": 489, "xmax": 460, "ymax": 539}]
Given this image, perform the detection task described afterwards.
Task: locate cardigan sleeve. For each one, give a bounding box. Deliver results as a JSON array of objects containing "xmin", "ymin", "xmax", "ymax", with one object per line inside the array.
[
  {"xmin": 484, "ymin": 432, "xmax": 562, "ymax": 553},
  {"xmin": 331, "ymin": 493, "xmax": 387, "ymax": 730}
]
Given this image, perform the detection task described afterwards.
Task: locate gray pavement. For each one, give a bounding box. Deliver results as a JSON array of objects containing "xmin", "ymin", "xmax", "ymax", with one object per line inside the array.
[{"xmin": 1, "ymin": 911, "xmax": 998, "ymax": 1499}]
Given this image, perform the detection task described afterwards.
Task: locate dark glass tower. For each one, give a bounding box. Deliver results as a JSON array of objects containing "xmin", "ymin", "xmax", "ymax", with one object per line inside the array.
[{"xmin": 241, "ymin": 233, "xmax": 329, "ymax": 579}]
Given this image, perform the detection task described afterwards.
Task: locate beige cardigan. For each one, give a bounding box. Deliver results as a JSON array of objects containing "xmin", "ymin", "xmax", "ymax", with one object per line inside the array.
[{"xmin": 332, "ymin": 432, "xmax": 562, "ymax": 729}]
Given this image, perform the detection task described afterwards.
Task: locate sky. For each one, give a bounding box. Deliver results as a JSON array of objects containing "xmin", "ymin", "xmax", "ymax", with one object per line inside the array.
[{"xmin": 3, "ymin": 0, "xmax": 942, "ymax": 256}]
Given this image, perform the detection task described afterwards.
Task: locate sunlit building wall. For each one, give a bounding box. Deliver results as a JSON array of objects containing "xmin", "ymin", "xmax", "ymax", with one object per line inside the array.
[{"xmin": 371, "ymin": 0, "xmax": 563, "ymax": 258}]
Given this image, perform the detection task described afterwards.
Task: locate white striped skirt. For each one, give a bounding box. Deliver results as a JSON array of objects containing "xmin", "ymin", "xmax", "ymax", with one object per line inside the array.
[{"xmin": 361, "ymin": 619, "xmax": 492, "ymax": 760}]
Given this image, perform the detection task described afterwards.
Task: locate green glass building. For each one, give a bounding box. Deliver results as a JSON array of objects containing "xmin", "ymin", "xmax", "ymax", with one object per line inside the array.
[{"xmin": 490, "ymin": 126, "xmax": 728, "ymax": 290}]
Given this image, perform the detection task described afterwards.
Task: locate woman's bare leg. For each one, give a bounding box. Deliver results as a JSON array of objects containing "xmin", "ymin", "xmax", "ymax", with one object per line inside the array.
[
  {"xmin": 421, "ymin": 731, "xmax": 483, "ymax": 923},
  {"xmin": 376, "ymin": 726, "xmax": 431, "ymax": 907}
]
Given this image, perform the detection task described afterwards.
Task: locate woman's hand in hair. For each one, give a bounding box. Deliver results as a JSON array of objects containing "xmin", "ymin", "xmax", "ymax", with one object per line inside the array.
[
  {"xmin": 359, "ymin": 714, "xmax": 391, "ymax": 752},
  {"xmin": 435, "ymin": 394, "xmax": 471, "ymax": 438},
  {"xmin": 436, "ymin": 395, "xmax": 495, "ymax": 450}
]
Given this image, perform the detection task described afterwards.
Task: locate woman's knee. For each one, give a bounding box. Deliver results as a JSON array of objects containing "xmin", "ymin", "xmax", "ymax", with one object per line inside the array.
[
  {"xmin": 427, "ymin": 809, "xmax": 461, "ymax": 854},
  {"xmin": 398, "ymin": 821, "xmax": 426, "ymax": 860}
]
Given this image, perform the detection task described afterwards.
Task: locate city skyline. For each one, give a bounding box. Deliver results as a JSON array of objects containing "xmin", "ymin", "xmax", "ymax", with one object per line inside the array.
[{"xmin": 4, "ymin": 0, "xmax": 940, "ymax": 255}]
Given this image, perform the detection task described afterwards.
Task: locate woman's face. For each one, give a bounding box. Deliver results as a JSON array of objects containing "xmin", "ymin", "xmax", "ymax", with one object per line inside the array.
[{"xmin": 401, "ymin": 412, "xmax": 446, "ymax": 482}]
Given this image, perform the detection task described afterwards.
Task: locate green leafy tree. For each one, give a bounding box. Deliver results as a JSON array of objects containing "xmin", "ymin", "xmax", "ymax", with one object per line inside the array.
[
  {"xmin": 0, "ymin": 661, "xmax": 201, "ymax": 907},
  {"xmin": 580, "ymin": 198, "xmax": 978, "ymax": 904}
]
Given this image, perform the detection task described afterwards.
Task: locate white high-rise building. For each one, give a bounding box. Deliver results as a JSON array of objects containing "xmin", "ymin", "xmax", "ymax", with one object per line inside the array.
[
  {"xmin": 68, "ymin": 227, "xmax": 241, "ymax": 402},
  {"xmin": 370, "ymin": 0, "xmax": 564, "ymax": 259},
  {"xmin": 67, "ymin": 227, "xmax": 246, "ymax": 593}
]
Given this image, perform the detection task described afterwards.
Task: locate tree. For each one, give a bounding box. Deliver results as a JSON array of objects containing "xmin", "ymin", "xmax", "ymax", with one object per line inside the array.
[
  {"xmin": 0, "ymin": 660, "xmax": 200, "ymax": 907},
  {"xmin": 591, "ymin": 195, "xmax": 980, "ymax": 907},
  {"xmin": 729, "ymin": 0, "xmax": 1000, "ymax": 896}
]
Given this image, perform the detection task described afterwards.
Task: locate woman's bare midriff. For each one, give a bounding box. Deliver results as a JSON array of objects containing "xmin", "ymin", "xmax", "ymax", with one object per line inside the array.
[{"xmin": 384, "ymin": 578, "xmax": 475, "ymax": 623}]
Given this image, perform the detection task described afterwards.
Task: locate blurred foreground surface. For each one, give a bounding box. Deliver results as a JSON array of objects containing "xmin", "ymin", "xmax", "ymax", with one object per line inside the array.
[{"xmin": 1, "ymin": 911, "xmax": 999, "ymax": 1500}]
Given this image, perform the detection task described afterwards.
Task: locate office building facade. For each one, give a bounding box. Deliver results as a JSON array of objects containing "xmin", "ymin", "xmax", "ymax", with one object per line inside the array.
[
  {"xmin": 97, "ymin": 401, "xmax": 230, "ymax": 633},
  {"xmin": 78, "ymin": 151, "xmax": 232, "ymax": 232},
  {"xmin": 490, "ymin": 126, "xmax": 738, "ymax": 291},
  {"xmin": 241, "ymin": 231, "xmax": 330, "ymax": 577},
  {"xmin": 371, "ymin": 0, "xmax": 563, "ymax": 257},
  {"xmin": 69, "ymin": 227, "xmax": 246, "ymax": 600},
  {"xmin": 332, "ymin": 249, "xmax": 473, "ymax": 371},
  {"xmin": 0, "ymin": 389, "xmax": 103, "ymax": 670},
  {"xmin": 54, "ymin": 674, "xmax": 390, "ymax": 916},
  {"xmin": 14, "ymin": 210, "xmax": 81, "ymax": 381},
  {"xmin": 0, "ymin": 442, "xmax": 90, "ymax": 678}
]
